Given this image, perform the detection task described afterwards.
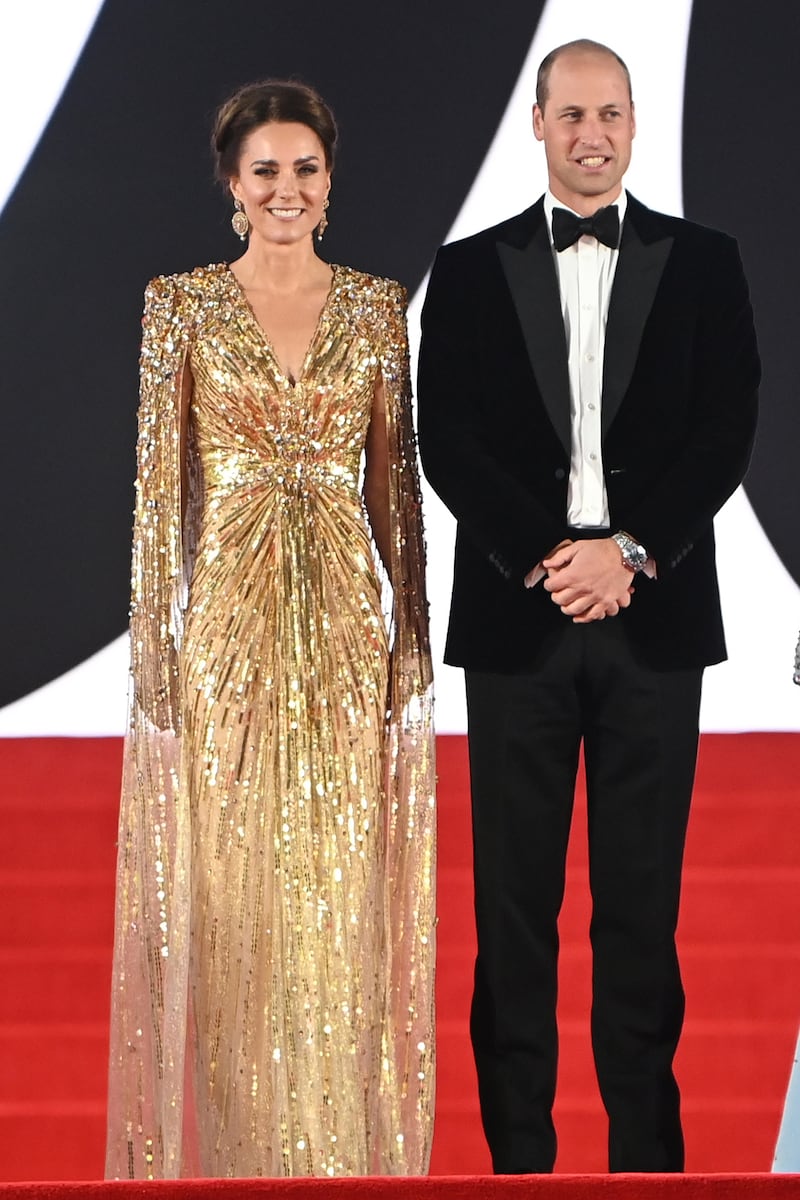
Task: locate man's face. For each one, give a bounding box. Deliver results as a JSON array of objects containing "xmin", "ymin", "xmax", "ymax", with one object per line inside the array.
[{"xmin": 532, "ymin": 50, "xmax": 635, "ymax": 215}]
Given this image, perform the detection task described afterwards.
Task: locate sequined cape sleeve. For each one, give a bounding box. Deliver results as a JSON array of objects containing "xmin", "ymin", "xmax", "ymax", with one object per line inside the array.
[
  {"xmin": 376, "ymin": 281, "xmax": 437, "ymax": 1173},
  {"xmin": 105, "ymin": 274, "xmax": 193, "ymax": 1179}
]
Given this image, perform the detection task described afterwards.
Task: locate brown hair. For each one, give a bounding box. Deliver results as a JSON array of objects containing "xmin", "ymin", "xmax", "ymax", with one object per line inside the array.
[
  {"xmin": 212, "ymin": 79, "xmax": 338, "ymax": 181},
  {"xmin": 536, "ymin": 39, "xmax": 633, "ymax": 111}
]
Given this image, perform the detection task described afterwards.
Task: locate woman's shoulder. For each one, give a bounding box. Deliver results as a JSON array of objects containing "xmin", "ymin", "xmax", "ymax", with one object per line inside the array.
[
  {"xmin": 145, "ymin": 262, "xmax": 229, "ymax": 300},
  {"xmin": 333, "ymin": 264, "xmax": 407, "ymax": 310},
  {"xmin": 140, "ymin": 266, "xmax": 231, "ymax": 334}
]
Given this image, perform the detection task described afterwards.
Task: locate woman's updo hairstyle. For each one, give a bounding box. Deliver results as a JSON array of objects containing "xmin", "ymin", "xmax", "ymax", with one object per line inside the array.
[{"xmin": 212, "ymin": 79, "xmax": 338, "ymax": 182}]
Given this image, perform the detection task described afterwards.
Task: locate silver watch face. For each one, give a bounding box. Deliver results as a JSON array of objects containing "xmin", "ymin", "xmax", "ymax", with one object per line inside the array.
[
  {"xmin": 628, "ymin": 544, "xmax": 648, "ymax": 571},
  {"xmin": 615, "ymin": 533, "xmax": 647, "ymax": 571}
]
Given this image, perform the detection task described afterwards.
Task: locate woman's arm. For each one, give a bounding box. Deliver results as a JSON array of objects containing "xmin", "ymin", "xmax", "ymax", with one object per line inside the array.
[{"xmin": 363, "ymin": 373, "xmax": 392, "ymax": 578}]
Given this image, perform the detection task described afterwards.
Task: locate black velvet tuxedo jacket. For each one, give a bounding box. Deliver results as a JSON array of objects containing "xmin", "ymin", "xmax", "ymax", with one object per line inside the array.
[{"xmin": 417, "ymin": 194, "xmax": 760, "ymax": 672}]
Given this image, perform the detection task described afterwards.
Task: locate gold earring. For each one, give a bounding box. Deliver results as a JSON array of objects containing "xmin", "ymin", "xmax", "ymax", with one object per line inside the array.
[
  {"xmin": 231, "ymin": 199, "xmax": 249, "ymax": 242},
  {"xmin": 317, "ymin": 197, "xmax": 330, "ymax": 242}
]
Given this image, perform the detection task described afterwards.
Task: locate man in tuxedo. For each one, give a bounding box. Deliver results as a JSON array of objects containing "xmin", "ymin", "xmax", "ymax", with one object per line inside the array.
[{"xmin": 417, "ymin": 39, "xmax": 759, "ymax": 1173}]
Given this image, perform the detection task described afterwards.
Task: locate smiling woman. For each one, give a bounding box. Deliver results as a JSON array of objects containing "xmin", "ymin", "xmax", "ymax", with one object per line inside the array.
[
  {"xmin": 214, "ymin": 79, "xmax": 335, "ymax": 258},
  {"xmin": 104, "ymin": 79, "xmax": 436, "ymax": 1181},
  {"xmin": 227, "ymin": 122, "xmax": 334, "ymax": 381}
]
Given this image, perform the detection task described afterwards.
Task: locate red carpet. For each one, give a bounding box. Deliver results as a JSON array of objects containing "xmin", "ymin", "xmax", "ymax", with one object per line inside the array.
[
  {"xmin": 1, "ymin": 734, "xmax": 799, "ymax": 1184},
  {"xmin": 1, "ymin": 1175, "xmax": 800, "ymax": 1200}
]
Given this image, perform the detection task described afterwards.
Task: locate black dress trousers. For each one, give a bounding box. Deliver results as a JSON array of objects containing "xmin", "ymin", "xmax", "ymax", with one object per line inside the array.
[{"xmin": 465, "ymin": 615, "xmax": 703, "ymax": 1173}]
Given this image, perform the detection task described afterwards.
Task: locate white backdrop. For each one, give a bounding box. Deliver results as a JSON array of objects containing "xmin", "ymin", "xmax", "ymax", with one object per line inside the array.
[{"xmin": 1, "ymin": 0, "xmax": 798, "ymax": 736}]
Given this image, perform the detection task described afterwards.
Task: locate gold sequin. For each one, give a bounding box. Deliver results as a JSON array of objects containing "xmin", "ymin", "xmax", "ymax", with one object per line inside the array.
[{"xmin": 105, "ymin": 264, "xmax": 435, "ymax": 1179}]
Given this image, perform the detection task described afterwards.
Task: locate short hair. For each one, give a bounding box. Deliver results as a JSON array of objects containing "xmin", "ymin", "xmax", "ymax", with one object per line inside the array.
[
  {"xmin": 535, "ymin": 39, "xmax": 633, "ymax": 111},
  {"xmin": 212, "ymin": 79, "xmax": 338, "ymax": 181}
]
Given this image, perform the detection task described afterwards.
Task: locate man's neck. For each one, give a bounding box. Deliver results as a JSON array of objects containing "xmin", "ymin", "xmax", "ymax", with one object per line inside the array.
[{"xmin": 548, "ymin": 185, "xmax": 624, "ymax": 217}]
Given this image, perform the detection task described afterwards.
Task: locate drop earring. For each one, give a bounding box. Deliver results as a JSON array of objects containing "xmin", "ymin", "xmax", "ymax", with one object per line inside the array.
[
  {"xmin": 317, "ymin": 197, "xmax": 330, "ymax": 242},
  {"xmin": 231, "ymin": 199, "xmax": 249, "ymax": 242}
]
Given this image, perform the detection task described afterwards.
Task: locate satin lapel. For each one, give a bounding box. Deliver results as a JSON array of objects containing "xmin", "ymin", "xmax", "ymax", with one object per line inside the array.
[
  {"xmin": 497, "ymin": 222, "xmax": 571, "ymax": 457},
  {"xmin": 602, "ymin": 215, "xmax": 673, "ymax": 434}
]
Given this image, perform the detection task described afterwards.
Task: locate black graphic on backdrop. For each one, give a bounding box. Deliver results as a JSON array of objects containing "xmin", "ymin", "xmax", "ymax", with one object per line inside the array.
[
  {"xmin": 0, "ymin": 0, "xmax": 545, "ymax": 706},
  {"xmin": 683, "ymin": 0, "xmax": 800, "ymax": 587}
]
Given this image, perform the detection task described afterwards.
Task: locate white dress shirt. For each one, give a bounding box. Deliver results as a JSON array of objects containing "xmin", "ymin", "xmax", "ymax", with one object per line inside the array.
[
  {"xmin": 525, "ymin": 189, "xmax": 656, "ymax": 588},
  {"xmin": 544, "ymin": 187, "xmax": 627, "ymax": 528}
]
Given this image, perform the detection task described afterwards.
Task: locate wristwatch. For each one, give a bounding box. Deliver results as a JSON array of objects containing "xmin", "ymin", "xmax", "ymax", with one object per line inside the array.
[{"xmin": 612, "ymin": 530, "xmax": 648, "ymax": 573}]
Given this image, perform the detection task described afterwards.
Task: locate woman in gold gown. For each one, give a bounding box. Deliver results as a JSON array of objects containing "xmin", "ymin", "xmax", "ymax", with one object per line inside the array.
[{"xmin": 105, "ymin": 81, "xmax": 435, "ymax": 1180}]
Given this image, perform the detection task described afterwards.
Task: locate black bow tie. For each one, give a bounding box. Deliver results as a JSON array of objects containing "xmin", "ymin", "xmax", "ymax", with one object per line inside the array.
[{"xmin": 551, "ymin": 204, "xmax": 620, "ymax": 251}]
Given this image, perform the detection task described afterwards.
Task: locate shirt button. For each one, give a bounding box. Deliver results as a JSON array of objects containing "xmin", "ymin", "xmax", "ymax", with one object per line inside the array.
[
  {"xmin": 587, "ymin": 402, "xmax": 596, "ymax": 411},
  {"xmin": 586, "ymin": 353, "xmax": 595, "ymax": 363},
  {"xmin": 589, "ymin": 453, "xmax": 598, "ymax": 462},
  {"xmin": 554, "ymin": 468, "xmax": 566, "ymax": 480}
]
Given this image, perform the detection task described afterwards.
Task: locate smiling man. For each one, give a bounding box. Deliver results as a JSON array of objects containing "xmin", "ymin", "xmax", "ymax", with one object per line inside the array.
[{"xmin": 418, "ymin": 40, "xmax": 760, "ymax": 1174}]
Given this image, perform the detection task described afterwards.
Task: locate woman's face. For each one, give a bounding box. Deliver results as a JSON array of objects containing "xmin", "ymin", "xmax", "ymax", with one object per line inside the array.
[{"xmin": 229, "ymin": 121, "xmax": 331, "ymax": 247}]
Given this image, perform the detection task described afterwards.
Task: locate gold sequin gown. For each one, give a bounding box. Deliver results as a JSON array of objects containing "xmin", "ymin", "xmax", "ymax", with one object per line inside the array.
[{"xmin": 105, "ymin": 264, "xmax": 436, "ymax": 1179}]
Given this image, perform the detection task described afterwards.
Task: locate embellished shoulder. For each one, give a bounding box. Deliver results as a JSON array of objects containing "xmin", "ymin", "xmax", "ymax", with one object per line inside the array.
[
  {"xmin": 331, "ymin": 265, "xmax": 407, "ymax": 310},
  {"xmin": 144, "ymin": 262, "xmax": 230, "ymax": 307},
  {"xmin": 140, "ymin": 264, "xmax": 232, "ymax": 361},
  {"xmin": 330, "ymin": 266, "xmax": 408, "ymax": 351}
]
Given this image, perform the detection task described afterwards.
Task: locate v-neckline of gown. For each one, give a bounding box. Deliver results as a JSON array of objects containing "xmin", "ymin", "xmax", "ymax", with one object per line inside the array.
[{"xmin": 225, "ymin": 262, "xmax": 340, "ymax": 387}]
